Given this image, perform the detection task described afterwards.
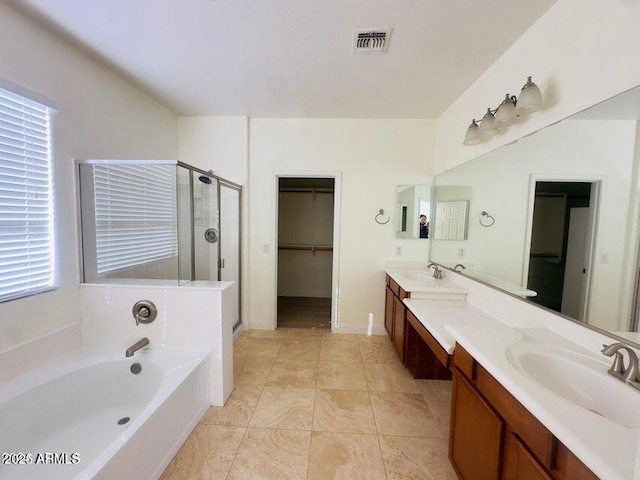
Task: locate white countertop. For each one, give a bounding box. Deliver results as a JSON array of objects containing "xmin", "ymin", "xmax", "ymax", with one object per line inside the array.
[
  {"xmin": 449, "ymin": 326, "xmax": 639, "ymax": 480},
  {"xmin": 384, "ymin": 267, "xmax": 468, "ymax": 298},
  {"xmin": 404, "ymin": 298, "xmax": 503, "ymax": 353},
  {"xmin": 385, "ymin": 267, "xmax": 640, "ymax": 479}
]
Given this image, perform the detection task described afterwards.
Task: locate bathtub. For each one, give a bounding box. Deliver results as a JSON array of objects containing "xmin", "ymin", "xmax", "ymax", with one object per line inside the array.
[{"xmin": 0, "ymin": 347, "xmax": 210, "ymax": 480}]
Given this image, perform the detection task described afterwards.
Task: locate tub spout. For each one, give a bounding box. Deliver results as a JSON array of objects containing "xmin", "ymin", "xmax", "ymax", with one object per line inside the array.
[{"xmin": 125, "ymin": 337, "xmax": 149, "ymax": 357}]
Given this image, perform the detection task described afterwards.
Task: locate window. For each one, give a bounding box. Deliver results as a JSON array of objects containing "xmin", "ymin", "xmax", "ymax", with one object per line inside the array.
[
  {"xmin": 93, "ymin": 164, "xmax": 177, "ymax": 274},
  {"xmin": 0, "ymin": 87, "xmax": 55, "ymax": 302}
]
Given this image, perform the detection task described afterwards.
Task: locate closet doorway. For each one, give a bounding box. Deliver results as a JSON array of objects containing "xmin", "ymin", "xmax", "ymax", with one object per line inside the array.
[{"xmin": 276, "ymin": 176, "xmax": 336, "ymax": 329}]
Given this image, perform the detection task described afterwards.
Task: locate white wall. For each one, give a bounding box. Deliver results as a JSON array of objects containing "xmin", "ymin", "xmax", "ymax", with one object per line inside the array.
[
  {"xmin": 435, "ymin": 0, "xmax": 640, "ymax": 175},
  {"xmin": 0, "ymin": 3, "xmax": 178, "ymax": 352},
  {"xmin": 249, "ymin": 119, "xmax": 434, "ymax": 332},
  {"xmin": 432, "ymin": 119, "xmax": 638, "ymax": 331}
]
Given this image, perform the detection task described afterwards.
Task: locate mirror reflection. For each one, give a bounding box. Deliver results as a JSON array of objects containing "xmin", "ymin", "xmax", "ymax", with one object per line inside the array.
[
  {"xmin": 433, "ymin": 186, "xmax": 471, "ymax": 240},
  {"xmin": 395, "ymin": 185, "xmax": 431, "ymax": 239},
  {"xmin": 431, "ymin": 85, "xmax": 640, "ymax": 340}
]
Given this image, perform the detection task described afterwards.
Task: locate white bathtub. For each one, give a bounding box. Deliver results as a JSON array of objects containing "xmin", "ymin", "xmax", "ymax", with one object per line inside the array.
[{"xmin": 0, "ymin": 347, "xmax": 210, "ymax": 480}]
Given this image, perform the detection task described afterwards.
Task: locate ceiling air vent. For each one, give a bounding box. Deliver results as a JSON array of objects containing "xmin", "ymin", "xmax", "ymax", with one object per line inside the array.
[{"xmin": 352, "ymin": 29, "xmax": 392, "ymax": 54}]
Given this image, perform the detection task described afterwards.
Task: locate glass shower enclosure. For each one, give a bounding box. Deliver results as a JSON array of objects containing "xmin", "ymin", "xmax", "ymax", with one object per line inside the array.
[{"xmin": 76, "ymin": 159, "xmax": 242, "ymax": 329}]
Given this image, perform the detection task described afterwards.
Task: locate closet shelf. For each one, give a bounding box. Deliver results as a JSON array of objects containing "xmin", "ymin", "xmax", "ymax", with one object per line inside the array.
[{"xmin": 278, "ymin": 244, "xmax": 333, "ymax": 251}]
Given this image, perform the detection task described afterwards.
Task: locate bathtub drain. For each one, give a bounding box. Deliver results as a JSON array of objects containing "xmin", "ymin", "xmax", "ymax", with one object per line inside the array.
[{"xmin": 118, "ymin": 417, "xmax": 130, "ymax": 425}]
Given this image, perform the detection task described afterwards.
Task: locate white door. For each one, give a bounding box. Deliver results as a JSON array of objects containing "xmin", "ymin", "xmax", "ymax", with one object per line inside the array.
[
  {"xmin": 561, "ymin": 207, "xmax": 589, "ymax": 320},
  {"xmin": 434, "ymin": 201, "xmax": 468, "ymax": 240}
]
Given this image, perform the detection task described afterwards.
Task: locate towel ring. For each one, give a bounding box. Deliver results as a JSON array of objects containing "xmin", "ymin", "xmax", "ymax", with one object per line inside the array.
[
  {"xmin": 375, "ymin": 209, "xmax": 390, "ymax": 225},
  {"xmin": 479, "ymin": 211, "xmax": 495, "ymax": 227}
]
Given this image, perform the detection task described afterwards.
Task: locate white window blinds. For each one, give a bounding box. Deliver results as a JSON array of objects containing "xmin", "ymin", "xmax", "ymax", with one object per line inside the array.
[
  {"xmin": 93, "ymin": 164, "xmax": 178, "ymax": 274},
  {"xmin": 0, "ymin": 88, "xmax": 54, "ymax": 303}
]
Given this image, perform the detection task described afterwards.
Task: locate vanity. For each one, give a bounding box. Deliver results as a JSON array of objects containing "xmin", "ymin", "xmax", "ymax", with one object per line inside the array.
[{"xmin": 384, "ymin": 266, "xmax": 639, "ymax": 479}]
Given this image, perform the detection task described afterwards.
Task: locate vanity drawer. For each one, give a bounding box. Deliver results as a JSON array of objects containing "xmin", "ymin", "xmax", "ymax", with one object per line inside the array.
[
  {"xmin": 388, "ymin": 276, "xmax": 400, "ymax": 296},
  {"xmin": 453, "ymin": 342, "xmax": 475, "ymax": 379}
]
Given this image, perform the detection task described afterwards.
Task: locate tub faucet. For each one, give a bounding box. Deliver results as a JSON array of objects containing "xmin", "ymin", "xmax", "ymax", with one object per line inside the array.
[
  {"xmin": 126, "ymin": 337, "xmax": 149, "ymax": 358},
  {"xmin": 601, "ymin": 343, "xmax": 640, "ymax": 387},
  {"xmin": 427, "ymin": 262, "xmax": 443, "ymax": 280}
]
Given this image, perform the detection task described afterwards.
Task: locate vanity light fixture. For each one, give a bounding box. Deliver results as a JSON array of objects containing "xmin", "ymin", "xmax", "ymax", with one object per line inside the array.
[
  {"xmin": 463, "ymin": 75, "xmax": 543, "ymax": 146},
  {"xmin": 463, "ymin": 119, "xmax": 483, "ymax": 146}
]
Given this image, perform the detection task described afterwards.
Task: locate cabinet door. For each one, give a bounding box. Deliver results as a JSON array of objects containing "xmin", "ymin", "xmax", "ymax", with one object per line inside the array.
[
  {"xmin": 450, "ymin": 370, "xmax": 503, "ymax": 480},
  {"xmin": 385, "ymin": 286, "xmax": 394, "ymax": 338},
  {"xmin": 392, "ymin": 295, "xmax": 405, "ymax": 361},
  {"xmin": 504, "ymin": 433, "xmax": 553, "ymax": 480}
]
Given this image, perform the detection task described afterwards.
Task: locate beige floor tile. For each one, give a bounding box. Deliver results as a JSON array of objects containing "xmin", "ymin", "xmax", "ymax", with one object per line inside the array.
[
  {"xmin": 320, "ymin": 340, "xmax": 361, "ymax": 362},
  {"xmin": 308, "ymin": 431, "xmax": 387, "ymax": 480},
  {"xmin": 277, "ymin": 338, "xmax": 322, "ymax": 360},
  {"xmin": 234, "ymin": 337, "xmax": 282, "ymax": 358},
  {"xmin": 249, "ymin": 386, "xmax": 316, "ymax": 430},
  {"xmin": 201, "ymin": 385, "xmax": 264, "ymax": 426},
  {"xmin": 235, "ymin": 356, "xmax": 274, "ymax": 386},
  {"xmin": 364, "ymin": 362, "xmax": 419, "ymax": 393},
  {"xmin": 160, "ymin": 424, "xmax": 245, "ymax": 480},
  {"xmin": 415, "ymin": 379, "xmax": 453, "ymax": 405},
  {"xmin": 370, "ymin": 392, "xmax": 442, "ymax": 438},
  {"xmin": 227, "ymin": 427, "xmax": 311, "ymax": 480},
  {"xmin": 317, "ymin": 361, "xmax": 368, "ymax": 391},
  {"xmin": 321, "ymin": 331, "xmax": 359, "ymax": 342},
  {"xmin": 247, "ymin": 329, "xmax": 288, "ymax": 339},
  {"xmin": 379, "ymin": 435, "xmax": 457, "ymax": 480},
  {"xmin": 313, "ymin": 389, "xmax": 377, "ymax": 434},
  {"xmin": 267, "ymin": 359, "xmax": 318, "ymax": 388},
  {"xmin": 359, "ymin": 341, "xmax": 402, "ymax": 364},
  {"xmin": 283, "ymin": 328, "xmax": 323, "ymax": 339},
  {"xmin": 357, "ymin": 334, "xmax": 392, "ymax": 343},
  {"xmin": 233, "ymin": 355, "xmax": 248, "ymax": 382},
  {"xmin": 428, "ymin": 400, "xmax": 452, "ymax": 439}
]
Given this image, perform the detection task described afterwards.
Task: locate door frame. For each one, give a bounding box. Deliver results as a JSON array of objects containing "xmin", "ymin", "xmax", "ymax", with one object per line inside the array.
[
  {"xmin": 522, "ymin": 174, "xmax": 602, "ymax": 322},
  {"xmin": 272, "ymin": 170, "xmax": 342, "ymax": 331}
]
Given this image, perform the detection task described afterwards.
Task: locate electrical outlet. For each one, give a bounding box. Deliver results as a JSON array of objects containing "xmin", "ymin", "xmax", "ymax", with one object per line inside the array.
[
  {"xmin": 263, "ymin": 244, "xmax": 270, "ymax": 254},
  {"xmin": 395, "ymin": 246, "xmax": 402, "ymax": 257},
  {"xmin": 457, "ymin": 248, "xmax": 466, "ymax": 258},
  {"xmin": 601, "ymin": 253, "xmax": 608, "ymax": 264}
]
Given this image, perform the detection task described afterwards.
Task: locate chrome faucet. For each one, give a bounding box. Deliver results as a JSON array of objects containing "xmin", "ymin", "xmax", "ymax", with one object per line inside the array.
[
  {"xmin": 126, "ymin": 337, "xmax": 149, "ymax": 358},
  {"xmin": 601, "ymin": 343, "xmax": 640, "ymax": 389},
  {"xmin": 427, "ymin": 262, "xmax": 443, "ymax": 280},
  {"xmin": 453, "ymin": 264, "xmax": 466, "ymax": 272}
]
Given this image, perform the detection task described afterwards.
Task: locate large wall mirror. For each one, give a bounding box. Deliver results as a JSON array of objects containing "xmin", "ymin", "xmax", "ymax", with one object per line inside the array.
[{"xmin": 431, "ymin": 85, "xmax": 640, "ymax": 345}]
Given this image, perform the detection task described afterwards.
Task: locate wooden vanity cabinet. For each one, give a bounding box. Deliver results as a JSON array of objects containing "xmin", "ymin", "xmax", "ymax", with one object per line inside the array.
[
  {"xmin": 449, "ymin": 344, "xmax": 599, "ymax": 480},
  {"xmin": 384, "ymin": 275, "xmax": 408, "ymax": 361}
]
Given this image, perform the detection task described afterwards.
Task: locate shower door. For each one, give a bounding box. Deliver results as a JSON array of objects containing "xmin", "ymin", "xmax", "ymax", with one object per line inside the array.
[
  {"xmin": 220, "ymin": 183, "xmax": 241, "ymax": 329},
  {"xmin": 193, "ymin": 172, "xmax": 220, "ymax": 281}
]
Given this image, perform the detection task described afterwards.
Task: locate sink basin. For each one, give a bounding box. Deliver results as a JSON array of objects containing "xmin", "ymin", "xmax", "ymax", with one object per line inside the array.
[
  {"xmin": 506, "ymin": 343, "xmax": 640, "ymax": 428},
  {"xmin": 401, "ymin": 271, "xmax": 439, "ymax": 284}
]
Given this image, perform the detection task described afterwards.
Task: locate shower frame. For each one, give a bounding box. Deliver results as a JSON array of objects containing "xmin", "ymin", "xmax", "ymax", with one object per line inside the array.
[{"xmin": 75, "ymin": 159, "xmax": 243, "ymax": 329}]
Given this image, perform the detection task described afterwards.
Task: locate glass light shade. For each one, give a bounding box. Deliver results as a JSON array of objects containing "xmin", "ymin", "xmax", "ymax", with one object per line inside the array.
[
  {"xmin": 514, "ymin": 76, "xmax": 543, "ymax": 115},
  {"xmin": 463, "ymin": 119, "xmax": 483, "ymax": 146},
  {"xmin": 495, "ymin": 94, "xmax": 517, "ymax": 126},
  {"xmin": 479, "ymin": 108, "xmax": 499, "ymax": 138}
]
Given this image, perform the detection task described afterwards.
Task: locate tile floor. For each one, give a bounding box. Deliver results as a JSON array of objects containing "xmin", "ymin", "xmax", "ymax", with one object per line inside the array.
[{"xmin": 160, "ymin": 329, "xmax": 457, "ymax": 480}]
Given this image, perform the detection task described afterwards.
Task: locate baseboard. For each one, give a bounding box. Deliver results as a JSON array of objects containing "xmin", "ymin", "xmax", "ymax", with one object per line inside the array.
[{"xmin": 247, "ymin": 321, "xmax": 276, "ymax": 330}]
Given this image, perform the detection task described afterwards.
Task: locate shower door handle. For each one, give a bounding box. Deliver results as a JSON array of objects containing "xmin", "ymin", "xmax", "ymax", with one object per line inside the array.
[{"xmin": 219, "ymin": 258, "xmax": 225, "ymax": 269}]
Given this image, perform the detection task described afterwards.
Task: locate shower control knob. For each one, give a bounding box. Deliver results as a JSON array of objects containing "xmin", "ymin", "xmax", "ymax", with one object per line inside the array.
[{"xmin": 132, "ymin": 300, "xmax": 157, "ymax": 326}]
